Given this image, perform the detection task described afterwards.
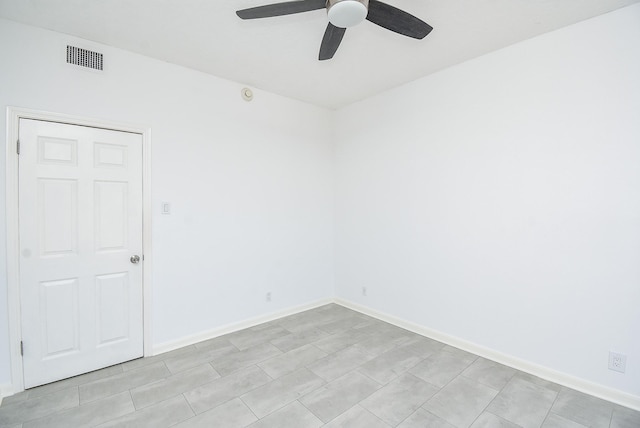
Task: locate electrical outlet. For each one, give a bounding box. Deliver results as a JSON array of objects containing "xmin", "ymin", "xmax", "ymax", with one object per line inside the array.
[
  {"xmin": 266, "ymin": 292, "xmax": 272, "ymax": 302},
  {"xmin": 362, "ymin": 287, "xmax": 367, "ymax": 297},
  {"xmin": 608, "ymin": 351, "xmax": 627, "ymax": 373}
]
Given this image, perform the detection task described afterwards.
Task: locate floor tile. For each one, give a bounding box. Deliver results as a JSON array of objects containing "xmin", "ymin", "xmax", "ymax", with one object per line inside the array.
[
  {"xmin": 486, "ymin": 376, "xmax": 558, "ymax": 428},
  {"xmin": 312, "ymin": 328, "xmax": 373, "ymax": 354},
  {"xmin": 27, "ymin": 364, "xmax": 124, "ymax": 400},
  {"xmin": 0, "ymin": 386, "xmax": 78, "ymax": 426},
  {"xmin": 270, "ymin": 328, "xmax": 330, "ymax": 353},
  {"xmin": 120, "ymin": 346, "xmax": 196, "ymax": 372},
  {"xmin": 247, "ymin": 400, "xmax": 323, "ymax": 428},
  {"xmin": 358, "ymin": 347, "xmax": 422, "ymax": 385},
  {"xmin": 240, "ymin": 368, "xmax": 325, "ymax": 418},
  {"xmin": 130, "ymin": 363, "xmax": 220, "ymax": 409},
  {"xmin": 323, "ymin": 405, "xmax": 391, "ymax": 428},
  {"xmin": 512, "ymin": 372, "xmax": 562, "ymax": 393},
  {"xmin": 410, "ymin": 348, "xmax": 477, "ymax": 387},
  {"xmin": 461, "ymin": 357, "xmax": 516, "ymax": 391},
  {"xmin": 278, "ymin": 312, "xmax": 334, "ymax": 334},
  {"xmin": 0, "ymin": 304, "xmax": 631, "ymax": 428},
  {"xmin": 79, "ymin": 361, "xmax": 170, "ymax": 403},
  {"xmin": 317, "ymin": 315, "xmax": 371, "ymax": 334},
  {"xmin": 441, "ymin": 345, "xmax": 477, "ymax": 359},
  {"xmin": 0, "ymin": 391, "xmax": 29, "ymax": 407},
  {"xmin": 611, "ymin": 405, "xmax": 640, "ymax": 428},
  {"xmin": 358, "ymin": 337, "xmax": 440, "ymax": 385},
  {"xmin": 226, "ymin": 324, "xmax": 291, "ymax": 351},
  {"xmin": 317, "ymin": 303, "xmax": 358, "ymax": 315},
  {"xmin": 96, "ymin": 395, "xmax": 194, "ymax": 427},
  {"xmin": 542, "ymin": 413, "xmax": 588, "ymax": 428},
  {"xmin": 164, "ymin": 341, "xmax": 236, "ymax": 374},
  {"xmin": 211, "ymin": 342, "xmax": 282, "ymax": 376},
  {"xmin": 360, "ymin": 372, "xmax": 439, "ymax": 426},
  {"xmin": 352, "ymin": 329, "xmax": 414, "ymax": 358},
  {"xmin": 350, "ymin": 319, "xmax": 401, "ymax": 336},
  {"xmin": 300, "ymin": 371, "xmax": 381, "ymax": 423},
  {"xmin": 348, "ymin": 322, "xmax": 409, "ymax": 344},
  {"xmin": 184, "ymin": 365, "xmax": 272, "ymax": 414},
  {"xmin": 174, "ymin": 398, "xmax": 257, "ymax": 428},
  {"xmin": 194, "ymin": 335, "xmax": 237, "ymax": 351},
  {"xmin": 550, "ymin": 388, "xmax": 613, "ymax": 428},
  {"xmin": 257, "ymin": 344, "xmax": 328, "ymax": 379},
  {"xmin": 399, "ymin": 336, "xmax": 447, "ymax": 358},
  {"xmin": 470, "ymin": 411, "xmax": 521, "ymax": 428},
  {"xmin": 307, "ymin": 345, "xmax": 375, "ymax": 382},
  {"xmin": 424, "ymin": 376, "xmax": 499, "ymax": 428},
  {"xmin": 22, "ymin": 390, "xmax": 134, "ymax": 428},
  {"xmin": 398, "ymin": 408, "xmax": 456, "ymax": 428}
]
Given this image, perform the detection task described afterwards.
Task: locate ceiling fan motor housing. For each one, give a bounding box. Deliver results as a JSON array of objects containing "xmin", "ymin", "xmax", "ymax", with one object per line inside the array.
[
  {"xmin": 235, "ymin": 0, "xmax": 433, "ymax": 61},
  {"xmin": 327, "ymin": 0, "xmax": 369, "ymax": 28}
]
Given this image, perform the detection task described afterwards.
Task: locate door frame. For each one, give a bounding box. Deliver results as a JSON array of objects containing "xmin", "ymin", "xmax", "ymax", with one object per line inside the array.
[{"xmin": 5, "ymin": 106, "xmax": 153, "ymax": 394}]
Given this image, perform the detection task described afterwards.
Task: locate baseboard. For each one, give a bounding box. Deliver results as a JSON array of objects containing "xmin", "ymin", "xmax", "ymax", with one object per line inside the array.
[
  {"xmin": 335, "ymin": 298, "xmax": 640, "ymax": 412},
  {"xmin": 5, "ymin": 296, "xmax": 637, "ymax": 411},
  {"xmin": 0, "ymin": 382, "xmax": 14, "ymax": 402},
  {"xmin": 153, "ymin": 298, "xmax": 334, "ymax": 355},
  {"xmin": 3, "ymin": 298, "xmax": 334, "ymax": 399}
]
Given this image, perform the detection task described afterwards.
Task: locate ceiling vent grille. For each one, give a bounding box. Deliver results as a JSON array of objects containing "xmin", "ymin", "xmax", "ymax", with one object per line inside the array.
[{"xmin": 66, "ymin": 45, "xmax": 103, "ymax": 71}]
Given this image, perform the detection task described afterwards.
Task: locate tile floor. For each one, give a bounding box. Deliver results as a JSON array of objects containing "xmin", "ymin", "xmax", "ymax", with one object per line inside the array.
[{"xmin": 1, "ymin": 304, "xmax": 639, "ymax": 428}]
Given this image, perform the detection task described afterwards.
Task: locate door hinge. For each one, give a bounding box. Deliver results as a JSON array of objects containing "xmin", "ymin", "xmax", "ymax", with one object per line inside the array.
[
  {"xmin": 20, "ymin": 341, "xmax": 24, "ymax": 356},
  {"xmin": 16, "ymin": 139, "xmax": 20, "ymax": 155}
]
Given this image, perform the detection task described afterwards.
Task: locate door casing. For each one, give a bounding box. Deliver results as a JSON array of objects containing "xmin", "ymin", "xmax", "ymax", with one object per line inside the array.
[{"xmin": 5, "ymin": 106, "xmax": 153, "ymax": 394}]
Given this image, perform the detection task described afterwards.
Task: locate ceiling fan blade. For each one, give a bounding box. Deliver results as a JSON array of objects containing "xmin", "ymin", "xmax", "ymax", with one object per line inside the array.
[
  {"xmin": 319, "ymin": 23, "xmax": 346, "ymax": 60},
  {"xmin": 236, "ymin": 0, "xmax": 326, "ymax": 19},
  {"xmin": 366, "ymin": 0, "xmax": 433, "ymax": 39}
]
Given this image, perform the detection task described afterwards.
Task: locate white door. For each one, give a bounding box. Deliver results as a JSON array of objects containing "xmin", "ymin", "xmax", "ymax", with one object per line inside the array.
[{"xmin": 18, "ymin": 118, "xmax": 144, "ymax": 388}]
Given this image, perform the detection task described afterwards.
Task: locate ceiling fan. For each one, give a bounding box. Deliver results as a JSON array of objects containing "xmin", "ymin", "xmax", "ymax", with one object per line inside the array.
[{"xmin": 236, "ymin": 0, "xmax": 433, "ymax": 60}]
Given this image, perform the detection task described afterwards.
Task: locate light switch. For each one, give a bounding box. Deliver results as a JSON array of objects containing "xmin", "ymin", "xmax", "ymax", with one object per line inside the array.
[{"xmin": 161, "ymin": 202, "xmax": 171, "ymax": 215}]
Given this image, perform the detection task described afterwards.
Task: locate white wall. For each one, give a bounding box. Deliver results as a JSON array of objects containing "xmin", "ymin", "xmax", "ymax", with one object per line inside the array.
[
  {"xmin": 0, "ymin": 18, "xmax": 335, "ymax": 387},
  {"xmin": 334, "ymin": 4, "xmax": 640, "ymax": 399},
  {"xmin": 1, "ymin": 3, "xmax": 639, "ymax": 405}
]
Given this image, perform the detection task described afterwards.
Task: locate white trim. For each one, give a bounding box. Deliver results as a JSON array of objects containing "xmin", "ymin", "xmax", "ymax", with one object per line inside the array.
[
  {"xmin": 5, "ymin": 108, "xmax": 23, "ymax": 395},
  {"xmin": 0, "ymin": 383, "xmax": 13, "ymax": 401},
  {"xmin": 153, "ymin": 298, "xmax": 333, "ymax": 355},
  {"xmin": 142, "ymin": 129, "xmax": 153, "ymax": 357},
  {"xmin": 4, "ymin": 286, "xmax": 638, "ymax": 410},
  {"xmin": 4, "ymin": 106, "xmax": 152, "ymax": 393},
  {"xmin": 335, "ymin": 298, "xmax": 640, "ymax": 412}
]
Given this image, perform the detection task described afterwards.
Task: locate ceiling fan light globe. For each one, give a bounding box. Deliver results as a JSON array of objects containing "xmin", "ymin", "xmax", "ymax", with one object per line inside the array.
[{"xmin": 328, "ymin": 0, "xmax": 368, "ymax": 28}]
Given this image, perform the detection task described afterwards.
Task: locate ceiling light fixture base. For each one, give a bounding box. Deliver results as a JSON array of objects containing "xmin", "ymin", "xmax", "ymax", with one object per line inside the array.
[
  {"xmin": 241, "ymin": 87, "xmax": 254, "ymax": 101},
  {"xmin": 327, "ymin": 0, "xmax": 369, "ymax": 28}
]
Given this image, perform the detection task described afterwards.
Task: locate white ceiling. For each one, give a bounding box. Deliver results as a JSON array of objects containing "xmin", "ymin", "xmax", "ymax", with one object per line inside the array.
[{"xmin": 0, "ymin": 0, "xmax": 638, "ymax": 109}]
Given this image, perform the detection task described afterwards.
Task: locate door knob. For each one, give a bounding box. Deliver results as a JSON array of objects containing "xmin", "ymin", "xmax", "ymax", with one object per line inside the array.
[{"xmin": 130, "ymin": 255, "xmax": 141, "ymax": 264}]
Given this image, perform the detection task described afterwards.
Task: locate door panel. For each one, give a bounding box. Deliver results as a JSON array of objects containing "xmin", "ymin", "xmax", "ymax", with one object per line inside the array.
[
  {"xmin": 94, "ymin": 142, "xmax": 128, "ymax": 169},
  {"xmin": 38, "ymin": 136, "xmax": 78, "ymax": 165},
  {"xmin": 19, "ymin": 118, "xmax": 143, "ymax": 388},
  {"xmin": 94, "ymin": 181, "xmax": 128, "ymax": 251},
  {"xmin": 96, "ymin": 272, "xmax": 130, "ymax": 346},
  {"xmin": 39, "ymin": 178, "xmax": 79, "ymax": 256},
  {"xmin": 40, "ymin": 278, "xmax": 79, "ymax": 358}
]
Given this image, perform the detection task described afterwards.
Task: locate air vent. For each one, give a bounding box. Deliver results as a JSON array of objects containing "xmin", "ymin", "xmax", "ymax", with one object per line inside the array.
[{"xmin": 66, "ymin": 45, "xmax": 103, "ymax": 71}]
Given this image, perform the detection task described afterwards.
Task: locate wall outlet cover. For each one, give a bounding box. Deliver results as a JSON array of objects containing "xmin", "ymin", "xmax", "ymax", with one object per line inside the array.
[{"xmin": 608, "ymin": 351, "xmax": 627, "ymax": 373}]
